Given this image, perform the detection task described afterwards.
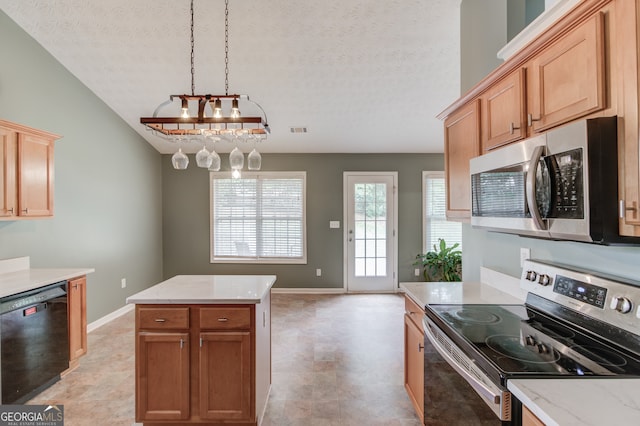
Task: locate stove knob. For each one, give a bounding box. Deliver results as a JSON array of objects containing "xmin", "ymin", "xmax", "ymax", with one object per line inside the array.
[
  {"xmin": 525, "ymin": 335, "xmax": 536, "ymax": 346},
  {"xmin": 526, "ymin": 270, "xmax": 538, "ymax": 282},
  {"xmin": 538, "ymin": 274, "xmax": 551, "ymax": 286},
  {"xmin": 537, "ymin": 343, "xmax": 549, "ymax": 354},
  {"xmin": 610, "ymin": 296, "xmax": 633, "ymax": 314}
]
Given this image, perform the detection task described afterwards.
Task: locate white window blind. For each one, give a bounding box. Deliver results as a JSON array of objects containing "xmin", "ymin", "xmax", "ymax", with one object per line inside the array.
[
  {"xmin": 211, "ymin": 172, "xmax": 306, "ymax": 263},
  {"xmin": 423, "ymin": 172, "xmax": 462, "ymax": 252}
]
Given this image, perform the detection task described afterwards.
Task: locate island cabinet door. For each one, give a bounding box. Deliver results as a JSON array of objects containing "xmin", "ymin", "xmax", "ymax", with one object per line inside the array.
[
  {"xmin": 136, "ymin": 332, "xmax": 190, "ymax": 422},
  {"xmin": 199, "ymin": 331, "xmax": 253, "ymax": 421}
]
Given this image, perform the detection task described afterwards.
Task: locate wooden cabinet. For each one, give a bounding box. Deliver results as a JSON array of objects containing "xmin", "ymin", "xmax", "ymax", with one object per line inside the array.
[
  {"xmin": 403, "ymin": 295, "xmax": 425, "ymax": 423},
  {"xmin": 68, "ymin": 276, "xmax": 87, "ymax": 369},
  {"xmin": 528, "ymin": 13, "xmax": 605, "ymax": 132},
  {"xmin": 199, "ymin": 331, "xmax": 251, "ymax": 421},
  {"xmin": 137, "ymin": 331, "xmax": 191, "ymax": 421},
  {"xmin": 135, "ymin": 297, "xmax": 271, "ymax": 426},
  {"xmin": 0, "ymin": 120, "xmax": 58, "ymax": 219},
  {"xmin": 444, "ymin": 99, "xmax": 481, "ymax": 220},
  {"xmin": 522, "ymin": 405, "xmax": 546, "ymax": 426},
  {"xmin": 482, "ymin": 68, "xmax": 527, "ymax": 152}
]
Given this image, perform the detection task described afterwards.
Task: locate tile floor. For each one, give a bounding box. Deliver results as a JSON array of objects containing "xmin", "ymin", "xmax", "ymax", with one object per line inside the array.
[{"xmin": 29, "ymin": 293, "xmax": 422, "ymax": 426}]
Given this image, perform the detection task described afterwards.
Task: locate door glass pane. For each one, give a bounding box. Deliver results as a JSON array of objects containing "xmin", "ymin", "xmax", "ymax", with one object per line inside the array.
[{"xmin": 354, "ymin": 182, "xmax": 387, "ymax": 277}]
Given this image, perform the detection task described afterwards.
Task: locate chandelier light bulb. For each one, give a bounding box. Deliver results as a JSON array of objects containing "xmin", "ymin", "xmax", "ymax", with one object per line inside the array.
[
  {"xmin": 232, "ymin": 169, "xmax": 242, "ymax": 179},
  {"xmin": 213, "ymin": 98, "xmax": 222, "ymax": 118},
  {"xmin": 229, "ymin": 146, "xmax": 244, "ymax": 170},
  {"xmin": 230, "ymin": 98, "xmax": 241, "ymax": 119},
  {"xmin": 181, "ymin": 98, "xmax": 190, "ymax": 118},
  {"xmin": 171, "ymin": 148, "xmax": 189, "ymax": 170}
]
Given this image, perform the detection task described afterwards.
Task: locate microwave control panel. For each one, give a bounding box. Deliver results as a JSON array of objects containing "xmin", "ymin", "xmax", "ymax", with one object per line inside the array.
[{"xmin": 547, "ymin": 148, "xmax": 584, "ymax": 219}]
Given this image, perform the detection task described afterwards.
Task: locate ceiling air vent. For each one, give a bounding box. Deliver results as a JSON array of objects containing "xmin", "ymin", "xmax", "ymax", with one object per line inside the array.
[{"xmin": 290, "ymin": 126, "xmax": 308, "ymax": 133}]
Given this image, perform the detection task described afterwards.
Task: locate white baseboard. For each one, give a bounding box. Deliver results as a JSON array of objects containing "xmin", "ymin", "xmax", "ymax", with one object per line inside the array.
[
  {"xmin": 270, "ymin": 287, "xmax": 346, "ymax": 294},
  {"xmin": 87, "ymin": 304, "xmax": 134, "ymax": 333}
]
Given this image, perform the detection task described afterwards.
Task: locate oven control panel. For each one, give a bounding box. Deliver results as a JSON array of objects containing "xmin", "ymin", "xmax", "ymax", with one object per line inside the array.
[
  {"xmin": 520, "ymin": 259, "xmax": 640, "ymax": 335},
  {"xmin": 552, "ymin": 275, "xmax": 607, "ymax": 309}
]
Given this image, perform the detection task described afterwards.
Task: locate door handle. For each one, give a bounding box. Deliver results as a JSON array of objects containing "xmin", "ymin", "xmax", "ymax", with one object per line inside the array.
[{"xmin": 525, "ymin": 145, "xmax": 547, "ymax": 231}]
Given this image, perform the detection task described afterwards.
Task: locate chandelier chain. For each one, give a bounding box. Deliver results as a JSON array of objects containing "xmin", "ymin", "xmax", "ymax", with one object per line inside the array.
[
  {"xmin": 224, "ymin": 0, "xmax": 229, "ymax": 96},
  {"xmin": 190, "ymin": 0, "xmax": 195, "ymax": 96}
]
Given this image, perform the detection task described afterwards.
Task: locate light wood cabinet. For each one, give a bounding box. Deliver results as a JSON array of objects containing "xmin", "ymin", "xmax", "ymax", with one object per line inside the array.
[
  {"xmin": 444, "ymin": 99, "xmax": 481, "ymax": 220},
  {"xmin": 199, "ymin": 331, "xmax": 252, "ymax": 421},
  {"xmin": 135, "ymin": 297, "xmax": 271, "ymax": 426},
  {"xmin": 403, "ymin": 295, "xmax": 425, "ymax": 423},
  {"xmin": 137, "ymin": 331, "xmax": 191, "ymax": 421},
  {"xmin": 522, "ymin": 405, "xmax": 546, "ymax": 426},
  {"xmin": 527, "ymin": 12, "xmax": 605, "ymax": 133},
  {"xmin": 482, "ymin": 68, "xmax": 527, "ymax": 152},
  {"xmin": 0, "ymin": 120, "xmax": 58, "ymax": 219},
  {"xmin": 68, "ymin": 276, "xmax": 87, "ymax": 370}
]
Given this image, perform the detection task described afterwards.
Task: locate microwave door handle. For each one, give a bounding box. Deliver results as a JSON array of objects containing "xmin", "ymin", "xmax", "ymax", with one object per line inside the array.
[{"xmin": 525, "ymin": 145, "xmax": 547, "ymax": 230}]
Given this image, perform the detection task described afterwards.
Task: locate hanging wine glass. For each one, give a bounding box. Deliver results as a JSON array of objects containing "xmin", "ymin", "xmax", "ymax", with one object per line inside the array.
[
  {"xmin": 209, "ymin": 149, "xmax": 221, "ymax": 171},
  {"xmin": 196, "ymin": 145, "xmax": 212, "ymax": 168},
  {"xmin": 248, "ymin": 136, "xmax": 262, "ymax": 170},
  {"xmin": 229, "ymin": 136, "xmax": 244, "ymax": 170},
  {"xmin": 171, "ymin": 135, "xmax": 189, "ymax": 170}
]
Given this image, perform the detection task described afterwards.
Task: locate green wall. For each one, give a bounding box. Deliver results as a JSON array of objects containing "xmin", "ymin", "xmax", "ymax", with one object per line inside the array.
[
  {"xmin": 0, "ymin": 11, "xmax": 164, "ymax": 322},
  {"xmin": 162, "ymin": 153, "xmax": 444, "ymax": 288}
]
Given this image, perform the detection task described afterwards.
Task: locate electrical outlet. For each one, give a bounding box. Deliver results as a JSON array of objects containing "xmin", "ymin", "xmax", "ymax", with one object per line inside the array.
[
  {"xmin": 414, "ymin": 268, "xmax": 421, "ymax": 277},
  {"xmin": 520, "ymin": 248, "xmax": 530, "ymax": 267},
  {"xmin": 121, "ymin": 278, "xmax": 127, "ymax": 289},
  {"xmin": 316, "ymin": 269, "xmax": 322, "ymax": 277}
]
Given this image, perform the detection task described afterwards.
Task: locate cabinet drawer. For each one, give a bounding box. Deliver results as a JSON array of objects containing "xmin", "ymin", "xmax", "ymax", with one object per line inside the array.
[
  {"xmin": 405, "ymin": 296, "xmax": 425, "ymax": 332},
  {"xmin": 137, "ymin": 307, "xmax": 190, "ymax": 330},
  {"xmin": 200, "ymin": 307, "xmax": 251, "ymax": 330}
]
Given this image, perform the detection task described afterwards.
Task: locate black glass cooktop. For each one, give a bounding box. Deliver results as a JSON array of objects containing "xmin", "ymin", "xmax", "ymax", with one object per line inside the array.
[{"xmin": 426, "ymin": 303, "xmax": 640, "ymax": 381}]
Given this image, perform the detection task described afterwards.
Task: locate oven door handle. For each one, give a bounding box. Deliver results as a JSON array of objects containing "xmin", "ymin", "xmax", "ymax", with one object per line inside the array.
[{"xmin": 423, "ymin": 318, "xmax": 501, "ymax": 405}]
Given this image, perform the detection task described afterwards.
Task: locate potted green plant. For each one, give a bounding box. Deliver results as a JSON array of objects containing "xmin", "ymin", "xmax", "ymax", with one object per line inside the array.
[{"xmin": 414, "ymin": 239, "xmax": 462, "ymax": 282}]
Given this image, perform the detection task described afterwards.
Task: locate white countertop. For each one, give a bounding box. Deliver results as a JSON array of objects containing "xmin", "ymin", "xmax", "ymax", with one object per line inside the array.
[
  {"xmin": 0, "ymin": 257, "xmax": 94, "ymax": 298},
  {"xmin": 509, "ymin": 379, "xmax": 640, "ymax": 425},
  {"xmin": 401, "ymin": 280, "xmax": 524, "ymax": 308},
  {"xmin": 126, "ymin": 275, "xmax": 276, "ymax": 304}
]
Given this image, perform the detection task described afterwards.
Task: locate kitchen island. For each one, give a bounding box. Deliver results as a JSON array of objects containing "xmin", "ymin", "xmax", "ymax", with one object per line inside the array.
[{"xmin": 127, "ymin": 275, "xmax": 276, "ymax": 426}]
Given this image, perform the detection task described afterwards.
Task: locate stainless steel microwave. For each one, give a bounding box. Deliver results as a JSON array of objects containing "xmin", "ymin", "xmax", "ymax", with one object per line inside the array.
[{"xmin": 470, "ymin": 116, "xmax": 640, "ymax": 244}]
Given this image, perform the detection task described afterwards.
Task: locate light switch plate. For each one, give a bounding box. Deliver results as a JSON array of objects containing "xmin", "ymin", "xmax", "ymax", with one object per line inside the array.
[{"xmin": 329, "ymin": 221, "xmax": 340, "ymax": 229}]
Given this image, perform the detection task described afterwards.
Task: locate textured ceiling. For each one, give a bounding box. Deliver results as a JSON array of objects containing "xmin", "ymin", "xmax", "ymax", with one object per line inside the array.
[{"xmin": 0, "ymin": 0, "xmax": 461, "ymax": 154}]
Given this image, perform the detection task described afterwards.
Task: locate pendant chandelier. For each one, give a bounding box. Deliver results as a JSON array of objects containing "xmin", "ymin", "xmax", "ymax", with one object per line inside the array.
[{"xmin": 140, "ymin": 0, "xmax": 269, "ymax": 172}]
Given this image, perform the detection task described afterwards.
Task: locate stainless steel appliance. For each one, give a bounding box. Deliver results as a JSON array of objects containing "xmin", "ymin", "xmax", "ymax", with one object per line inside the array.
[
  {"xmin": 470, "ymin": 116, "xmax": 639, "ymax": 244},
  {"xmin": 423, "ymin": 260, "xmax": 640, "ymax": 425},
  {"xmin": 0, "ymin": 281, "xmax": 69, "ymax": 404}
]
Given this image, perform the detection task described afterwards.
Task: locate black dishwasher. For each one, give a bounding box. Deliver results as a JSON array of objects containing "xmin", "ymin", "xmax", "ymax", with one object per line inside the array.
[{"xmin": 0, "ymin": 281, "xmax": 69, "ymax": 404}]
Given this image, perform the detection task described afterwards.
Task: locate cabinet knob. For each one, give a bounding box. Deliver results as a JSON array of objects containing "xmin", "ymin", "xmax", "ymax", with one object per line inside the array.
[
  {"xmin": 509, "ymin": 122, "xmax": 520, "ymax": 134},
  {"xmin": 21, "ymin": 208, "xmax": 28, "ymax": 214},
  {"xmin": 418, "ymin": 343, "xmax": 425, "ymax": 352},
  {"xmin": 154, "ymin": 318, "xmax": 166, "ymax": 323},
  {"xmin": 217, "ymin": 318, "xmax": 228, "ymax": 322},
  {"xmin": 7, "ymin": 207, "xmax": 13, "ymax": 214}
]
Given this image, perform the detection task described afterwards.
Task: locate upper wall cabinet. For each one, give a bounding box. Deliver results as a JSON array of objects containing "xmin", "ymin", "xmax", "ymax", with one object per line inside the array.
[
  {"xmin": 444, "ymin": 99, "xmax": 480, "ymax": 221},
  {"xmin": 438, "ymin": 0, "xmax": 615, "ymax": 222},
  {"xmin": 481, "ymin": 68, "xmax": 527, "ymax": 152},
  {"xmin": 0, "ymin": 120, "xmax": 59, "ymax": 220},
  {"xmin": 527, "ymin": 12, "xmax": 605, "ymax": 132}
]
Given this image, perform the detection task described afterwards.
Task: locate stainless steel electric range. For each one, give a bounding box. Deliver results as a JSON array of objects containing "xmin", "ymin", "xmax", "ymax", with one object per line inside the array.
[{"xmin": 422, "ymin": 260, "xmax": 640, "ymax": 425}]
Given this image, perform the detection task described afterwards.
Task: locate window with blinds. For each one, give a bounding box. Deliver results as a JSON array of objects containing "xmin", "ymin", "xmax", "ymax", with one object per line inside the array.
[
  {"xmin": 423, "ymin": 172, "xmax": 462, "ymax": 252},
  {"xmin": 211, "ymin": 172, "xmax": 307, "ymax": 263}
]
